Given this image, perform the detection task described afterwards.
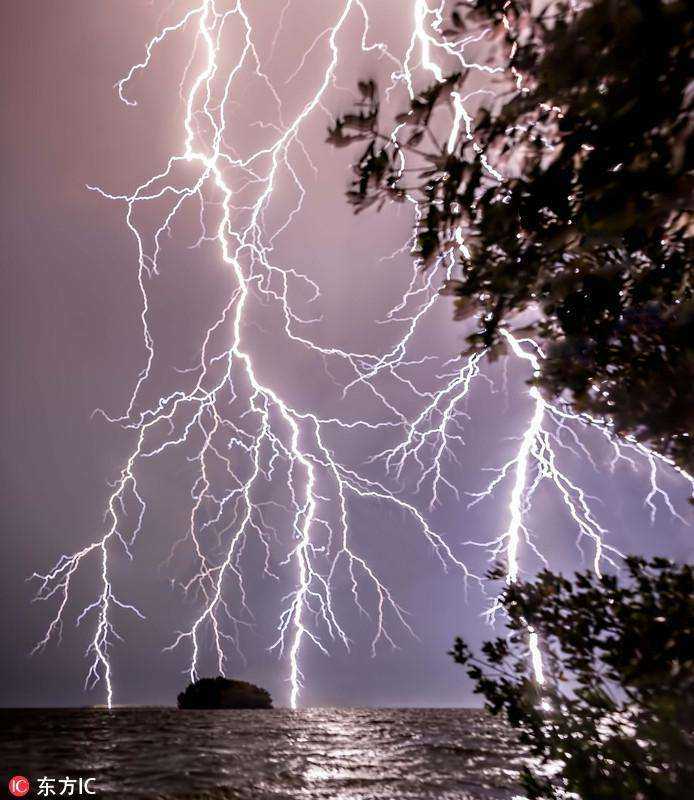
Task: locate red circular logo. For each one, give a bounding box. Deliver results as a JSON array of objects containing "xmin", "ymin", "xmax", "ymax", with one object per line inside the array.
[{"xmin": 9, "ymin": 776, "xmax": 30, "ymax": 797}]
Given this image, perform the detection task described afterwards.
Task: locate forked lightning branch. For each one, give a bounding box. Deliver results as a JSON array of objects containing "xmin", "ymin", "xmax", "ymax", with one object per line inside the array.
[{"xmin": 30, "ymin": 0, "xmax": 692, "ymax": 708}]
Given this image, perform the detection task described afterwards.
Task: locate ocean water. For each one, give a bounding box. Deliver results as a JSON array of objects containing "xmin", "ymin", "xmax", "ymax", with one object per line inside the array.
[{"xmin": 1, "ymin": 707, "xmax": 527, "ymax": 799}]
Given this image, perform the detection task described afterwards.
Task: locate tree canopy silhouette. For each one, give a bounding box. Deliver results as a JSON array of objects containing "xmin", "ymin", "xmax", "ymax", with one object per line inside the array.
[
  {"xmin": 329, "ymin": 0, "xmax": 693, "ymax": 471},
  {"xmin": 450, "ymin": 557, "xmax": 694, "ymax": 799},
  {"xmin": 177, "ymin": 676, "xmax": 273, "ymax": 709}
]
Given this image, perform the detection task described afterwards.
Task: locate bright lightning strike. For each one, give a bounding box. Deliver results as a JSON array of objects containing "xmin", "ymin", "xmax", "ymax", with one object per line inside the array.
[{"xmin": 31, "ymin": 0, "xmax": 691, "ymax": 708}]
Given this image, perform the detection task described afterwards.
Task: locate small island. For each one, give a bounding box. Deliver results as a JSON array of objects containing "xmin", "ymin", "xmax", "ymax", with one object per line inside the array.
[{"xmin": 177, "ymin": 676, "xmax": 273, "ymax": 710}]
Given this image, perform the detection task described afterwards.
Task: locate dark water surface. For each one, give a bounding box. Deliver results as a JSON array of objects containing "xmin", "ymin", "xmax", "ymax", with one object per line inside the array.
[{"xmin": 1, "ymin": 708, "xmax": 527, "ymax": 799}]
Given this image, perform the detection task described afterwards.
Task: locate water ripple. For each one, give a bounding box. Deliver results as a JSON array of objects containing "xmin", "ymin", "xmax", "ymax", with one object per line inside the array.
[{"xmin": 0, "ymin": 707, "xmax": 527, "ymax": 799}]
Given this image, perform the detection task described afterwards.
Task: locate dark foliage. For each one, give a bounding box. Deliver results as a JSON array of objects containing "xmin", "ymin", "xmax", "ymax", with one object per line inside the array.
[
  {"xmin": 450, "ymin": 558, "xmax": 694, "ymax": 799},
  {"xmin": 177, "ymin": 676, "xmax": 273, "ymax": 709},
  {"xmin": 329, "ymin": 0, "xmax": 693, "ymax": 470}
]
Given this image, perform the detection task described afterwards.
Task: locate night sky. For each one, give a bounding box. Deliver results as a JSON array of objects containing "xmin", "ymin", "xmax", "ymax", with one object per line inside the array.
[{"xmin": 2, "ymin": 1, "xmax": 692, "ymax": 709}]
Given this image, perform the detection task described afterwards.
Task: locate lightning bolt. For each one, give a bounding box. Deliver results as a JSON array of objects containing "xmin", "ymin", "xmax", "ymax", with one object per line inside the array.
[{"xmin": 31, "ymin": 0, "xmax": 690, "ymax": 708}]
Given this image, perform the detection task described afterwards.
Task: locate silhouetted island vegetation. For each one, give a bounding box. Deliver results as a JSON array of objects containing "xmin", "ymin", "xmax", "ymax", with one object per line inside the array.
[{"xmin": 177, "ymin": 676, "xmax": 273, "ymax": 710}]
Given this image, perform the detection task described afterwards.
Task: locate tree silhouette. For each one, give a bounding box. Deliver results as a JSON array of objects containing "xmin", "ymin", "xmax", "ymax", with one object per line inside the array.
[
  {"xmin": 450, "ymin": 557, "xmax": 694, "ymax": 799},
  {"xmin": 177, "ymin": 676, "xmax": 273, "ymax": 709},
  {"xmin": 329, "ymin": 0, "xmax": 693, "ymax": 471}
]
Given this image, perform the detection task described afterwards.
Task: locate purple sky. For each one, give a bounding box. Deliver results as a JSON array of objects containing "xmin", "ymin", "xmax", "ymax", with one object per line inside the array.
[{"xmin": 2, "ymin": 1, "xmax": 692, "ymax": 709}]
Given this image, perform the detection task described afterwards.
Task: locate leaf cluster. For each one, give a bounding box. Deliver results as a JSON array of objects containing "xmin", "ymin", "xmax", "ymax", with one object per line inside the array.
[
  {"xmin": 329, "ymin": 0, "xmax": 694, "ymax": 470},
  {"xmin": 450, "ymin": 558, "xmax": 694, "ymax": 799}
]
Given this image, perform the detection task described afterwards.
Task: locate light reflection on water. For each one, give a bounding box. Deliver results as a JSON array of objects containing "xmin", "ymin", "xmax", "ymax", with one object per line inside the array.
[{"xmin": 1, "ymin": 707, "xmax": 528, "ymax": 799}]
